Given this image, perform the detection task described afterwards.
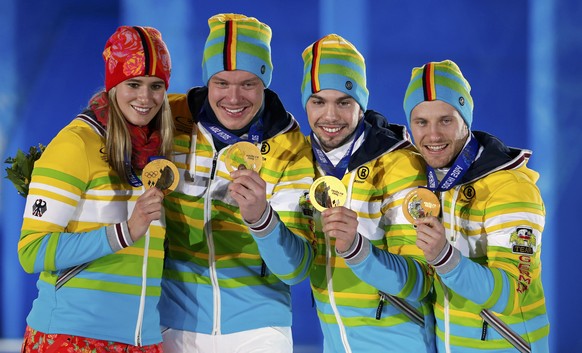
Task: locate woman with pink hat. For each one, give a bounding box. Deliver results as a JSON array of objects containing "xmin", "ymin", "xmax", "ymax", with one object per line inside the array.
[{"xmin": 17, "ymin": 25, "xmax": 174, "ymax": 353}]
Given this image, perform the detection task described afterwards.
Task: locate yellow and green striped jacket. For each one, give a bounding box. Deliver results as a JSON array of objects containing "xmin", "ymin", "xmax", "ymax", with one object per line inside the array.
[
  {"xmin": 252, "ymin": 111, "xmax": 436, "ymax": 353},
  {"xmin": 430, "ymin": 131, "xmax": 549, "ymax": 353},
  {"xmin": 18, "ymin": 113, "xmax": 166, "ymax": 346},
  {"xmin": 159, "ymin": 88, "xmax": 314, "ymax": 335}
]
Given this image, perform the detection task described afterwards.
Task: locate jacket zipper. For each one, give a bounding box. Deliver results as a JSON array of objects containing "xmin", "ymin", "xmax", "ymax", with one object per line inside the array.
[
  {"xmin": 207, "ymin": 151, "xmax": 221, "ymax": 335},
  {"xmin": 376, "ymin": 291, "xmax": 425, "ymax": 327},
  {"xmin": 210, "ymin": 151, "xmax": 218, "ymax": 180},
  {"xmin": 480, "ymin": 309, "xmax": 531, "ymax": 353},
  {"xmin": 55, "ymin": 263, "xmax": 89, "ymax": 289}
]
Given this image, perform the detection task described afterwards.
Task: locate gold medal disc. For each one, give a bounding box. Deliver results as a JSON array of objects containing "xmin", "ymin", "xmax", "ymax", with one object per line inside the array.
[
  {"xmin": 225, "ymin": 141, "xmax": 263, "ymax": 172},
  {"xmin": 309, "ymin": 176, "xmax": 347, "ymax": 212},
  {"xmin": 142, "ymin": 159, "xmax": 180, "ymax": 195},
  {"xmin": 402, "ymin": 187, "xmax": 440, "ymax": 224}
]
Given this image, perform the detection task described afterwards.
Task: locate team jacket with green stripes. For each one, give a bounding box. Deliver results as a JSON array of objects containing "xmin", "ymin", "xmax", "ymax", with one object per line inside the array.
[
  {"xmin": 428, "ymin": 131, "xmax": 549, "ymax": 353},
  {"xmin": 18, "ymin": 112, "xmax": 166, "ymax": 346},
  {"xmin": 159, "ymin": 87, "xmax": 314, "ymax": 335},
  {"xmin": 251, "ymin": 111, "xmax": 436, "ymax": 353}
]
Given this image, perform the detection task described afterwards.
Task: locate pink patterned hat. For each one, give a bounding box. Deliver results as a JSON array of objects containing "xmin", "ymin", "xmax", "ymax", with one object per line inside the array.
[{"xmin": 102, "ymin": 26, "xmax": 171, "ymax": 92}]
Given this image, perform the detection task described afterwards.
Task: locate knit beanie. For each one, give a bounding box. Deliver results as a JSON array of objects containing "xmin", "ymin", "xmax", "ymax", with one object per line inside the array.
[
  {"xmin": 103, "ymin": 26, "xmax": 171, "ymax": 92},
  {"xmin": 403, "ymin": 59, "xmax": 473, "ymax": 128},
  {"xmin": 202, "ymin": 13, "xmax": 273, "ymax": 87},
  {"xmin": 301, "ymin": 34, "xmax": 369, "ymax": 111}
]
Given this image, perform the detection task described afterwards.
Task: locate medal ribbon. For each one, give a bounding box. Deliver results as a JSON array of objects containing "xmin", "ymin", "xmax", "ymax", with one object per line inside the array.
[
  {"xmin": 426, "ymin": 133, "xmax": 479, "ymax": 192},
  {"xmin": 198, "ymin": 106, "xmax": 264, "ymax": 145},
  {"xmin": 310, "ymin": 122, "xmax": 365, "ymax": 179},
  {"xmin": 124, "ymin": 160, "xmax": 142, "ymax": 187}
]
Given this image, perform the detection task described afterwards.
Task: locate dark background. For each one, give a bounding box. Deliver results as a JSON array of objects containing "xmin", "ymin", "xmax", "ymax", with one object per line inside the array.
[{"xmin": 1, "ymin": 1, "xmax": 580, "ymax": 352}]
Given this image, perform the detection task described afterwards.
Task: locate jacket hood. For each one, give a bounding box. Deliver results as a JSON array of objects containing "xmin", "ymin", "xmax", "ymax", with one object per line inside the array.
[
  {"xmin": 348, "ymin": 110, "xmax": 412, "ymax": 171},
  {"xmin": 462, "ymin": 131, "xmax": 537, "ymax": 184}
]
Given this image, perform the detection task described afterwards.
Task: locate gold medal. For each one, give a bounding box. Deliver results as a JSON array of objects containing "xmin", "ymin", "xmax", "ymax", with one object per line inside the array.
[
  {"xmin": 142, "ymin": 159, "xmax": 179, "ymax": 195},
  {"xmin": 402, "ymin": 187, "xmax": 440, "ymax": 224},
  {"xmin": 225, "ymin": 141, "xmax": 263, "ymax": 172},
  {"xmin": 309, "ymin": 176, "xmax": 347, "ymax": 212}
]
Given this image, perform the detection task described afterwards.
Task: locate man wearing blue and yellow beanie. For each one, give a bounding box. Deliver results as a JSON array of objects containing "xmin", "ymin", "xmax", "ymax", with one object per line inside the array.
[
  {"xmin": 250, "ymin": 33, "xmax": 437, "ymax": 353},
  {"xmin": 404, "ymin": 60, "xmax": 550, "ymax": 352},
  {"xmin": 159, "ymin": 13, "xmax": 314, "ymax": 353}
]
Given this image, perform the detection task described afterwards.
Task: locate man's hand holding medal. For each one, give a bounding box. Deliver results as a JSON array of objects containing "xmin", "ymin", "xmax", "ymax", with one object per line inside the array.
[
  {"xmin": 402, "ymin": 187, "xmax": 446, "ymax": 262},
  {"xmin": 226, "ymin": 142, "xmax": 267, "ymax": 224},
  {"xmin": 309, "ymin": 176, "xmax": 358, "ymax": 253}
]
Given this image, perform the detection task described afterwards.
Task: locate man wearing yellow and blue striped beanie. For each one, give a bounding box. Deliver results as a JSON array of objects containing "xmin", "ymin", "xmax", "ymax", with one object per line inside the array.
[
  {"xmin": 159, "ymin": 13, "xmax": 314, "ymax": 353},
  {"xmin": 202, "ymin": 13, "xmax": 273, "ymax": 88},
  {"xmin": 251, "ymin": 33, "xmax": 437, "ymax": 352},
  {"xmin": 300, "ymin": 33, "xmax": 369, "ymax": 116},
  {"xmin": 404, "ymin": 59, "xmax": 550, "ymax": 352}
]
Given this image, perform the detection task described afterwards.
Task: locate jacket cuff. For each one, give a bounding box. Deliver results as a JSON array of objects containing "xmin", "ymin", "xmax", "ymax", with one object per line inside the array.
[
  {"xmin": 106, "ymin": 222, "xmax": 134, "ymax": 252},
  {"xmin": 245, "ymin": 204, "xmax": 279, "ymax": 237},
  {"xmin": 337, "ymin": 233, "xmax": 368, "ymax": 264},
  {"xmin": 428, "ymin": 242, "xmax": 461, "ymax": 274}
]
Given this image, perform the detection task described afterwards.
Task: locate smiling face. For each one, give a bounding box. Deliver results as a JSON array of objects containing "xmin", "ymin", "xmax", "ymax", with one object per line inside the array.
[
  {"xmin": 207, "ymin": 70, "xmax": 265, "ymax": 131},
  {"xmin": 306, "ymin": 89, "xmax": 363, "ymax": 152},
  {"xmin": 115, "ymin": 76, "xmax": 166, "ymax": 126},
  {"xmin": 409, "ymin": 100, "xmax": 469, "ymax": 169}
]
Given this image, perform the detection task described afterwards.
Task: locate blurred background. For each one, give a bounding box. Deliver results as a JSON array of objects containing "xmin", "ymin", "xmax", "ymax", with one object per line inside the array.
[{"xmin": 1, "ymin": 1, "xmax": 580, "ymax": 352}]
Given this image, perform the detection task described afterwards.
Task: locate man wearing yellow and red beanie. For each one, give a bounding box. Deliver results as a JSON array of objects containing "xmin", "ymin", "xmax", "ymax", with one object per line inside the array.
[{"xmin": 159, "ymin": 13, "xmax": 314, "ymax": 353}]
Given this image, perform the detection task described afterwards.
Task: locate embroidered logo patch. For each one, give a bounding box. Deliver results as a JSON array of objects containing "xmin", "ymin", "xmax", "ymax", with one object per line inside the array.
[
  {"xmin": 260, "ymin": 141, "xmax": 270, "ymax": 155},
  {"xmin": 32, "ymin": 199, "xmax": 47, "ymax": 217},
  {"xmin": 462, "ymin": 185, "xmax": 476, "ymax": 200},
  {"xmin": 357, "ymin": 166, "xmax": 369, "ymax": 180},
  {"xmin": 510, "ymin": 226, "xmax": 536, "ymax": 255}
]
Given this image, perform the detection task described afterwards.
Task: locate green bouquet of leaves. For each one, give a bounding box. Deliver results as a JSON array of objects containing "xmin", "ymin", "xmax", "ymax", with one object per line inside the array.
[{"xmin": 4, "ymin": 144, "xmax": 45, "ymax": 198}]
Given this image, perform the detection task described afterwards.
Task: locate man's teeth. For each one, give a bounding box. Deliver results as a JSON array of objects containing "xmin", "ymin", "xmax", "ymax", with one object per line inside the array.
[
  {"xmin": 322, "ymin": 127, "xmax": 340, "ymax": 133},
  {"xmin": 426, "ymin": 145, "xmax": 446, "ymax": 151},
  {"xmin": 226, "ymin": 107, "xmax": 244, "ymax": 114}
]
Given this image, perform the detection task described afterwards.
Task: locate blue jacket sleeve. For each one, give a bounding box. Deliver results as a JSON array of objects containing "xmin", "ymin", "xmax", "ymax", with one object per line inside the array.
[
  {"xmin": 343, "ymin": 233, "xmax": 432, "ymax": 301},
  {"xmin": 248, "ymin": 205, "xmax": 314, "ymax": 285}
]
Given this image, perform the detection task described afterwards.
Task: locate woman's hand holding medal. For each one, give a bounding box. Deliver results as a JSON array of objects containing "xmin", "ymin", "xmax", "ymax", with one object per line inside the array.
[
  {"xmin": 127, "ymin": 159, "xmax": 179, "ymax": 242},
  {"xmin": 128, "ymin": 187, "xmax": 165, "ymax": 242}
]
